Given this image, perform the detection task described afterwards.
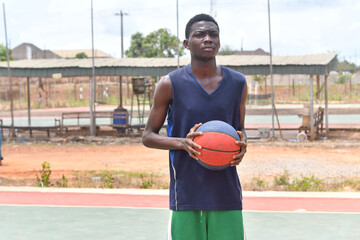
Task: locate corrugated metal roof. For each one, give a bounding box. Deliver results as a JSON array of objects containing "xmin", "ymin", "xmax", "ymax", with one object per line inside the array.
[{"xmin": 0, "ymin": 53, "xmax": 337, "ymax": 77}]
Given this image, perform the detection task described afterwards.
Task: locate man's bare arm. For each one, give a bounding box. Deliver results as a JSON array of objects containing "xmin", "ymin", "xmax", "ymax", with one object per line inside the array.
[{"xmin": 142, "ymin": 76, "xmax": 202, "ymax": 158}]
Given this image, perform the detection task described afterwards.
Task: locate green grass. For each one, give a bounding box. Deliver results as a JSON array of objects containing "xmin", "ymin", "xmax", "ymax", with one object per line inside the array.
[
  {"xmin": 243, "ymin": 170, "xmax": 360, "ymax": 192},
  {"xmin": 60, "ymin": 170, "xmax": 168, "ymax": 189}
]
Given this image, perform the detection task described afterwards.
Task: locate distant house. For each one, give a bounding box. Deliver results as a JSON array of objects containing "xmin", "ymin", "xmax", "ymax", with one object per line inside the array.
[
  {"xmin": 234, "ymin": 48, "xmax": 270, "ymax": 56},
  {"xmin": 11, "ymin": 43, "xmax": 61, "ymax": 60},
  {"xmin": 51, "ymin": 49, "xmax": 111, "ymax": 59},
  {"xmin": 11, "ymin": 43, "xmax": 112, "ymax": 60}
]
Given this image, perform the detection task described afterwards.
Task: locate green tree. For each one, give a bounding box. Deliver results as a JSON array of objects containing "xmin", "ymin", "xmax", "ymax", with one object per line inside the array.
[
  {"xmin": 337, "ymin": 60, "xmax": 357, "ymax": 73},
  {"xmin": 253, "ymin": 75, "xmax": 267, "ymax": 91},
  {"xmin": 218, "ymin": 45, "xmax": 237, "ymax": 55},
  {"xmin": 0, "ymin": 44, "xmax": 12, "ymax": 61},
  {"xmin": 126, "ymin": 28, "xmax": 185, "ymax": 58},
  {"xmin": 75, "ymin": 52, "xmax": 88, "ymax": 59}
]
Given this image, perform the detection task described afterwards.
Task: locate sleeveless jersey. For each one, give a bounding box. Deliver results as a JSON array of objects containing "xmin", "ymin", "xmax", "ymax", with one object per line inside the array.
[{"xmin": 167, "ymin": 64, "xmax": 246, "ymax": 211}]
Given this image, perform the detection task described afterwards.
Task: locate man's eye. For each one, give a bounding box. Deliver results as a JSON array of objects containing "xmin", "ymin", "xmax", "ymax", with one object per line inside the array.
[{"xmin": 194, "ymin": 32, "xmax": 205, "ymax": 37}]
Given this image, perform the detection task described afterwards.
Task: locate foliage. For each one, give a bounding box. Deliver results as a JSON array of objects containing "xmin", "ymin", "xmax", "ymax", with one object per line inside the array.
[
  {"xmin": 140, "ymin": 174, "xmax": 155, "ymax": 189},
  {"xmin": 337, "ymin": 71, "xmax": 352, "ymax": 84},
  {"xmin": 337, "ymin": 60, "xmax": 358, "ymax": 73},
  {"xmin": 74, "ymin": 52, "xmax": 88, "ymax": 59},
  {"xmin": 0, "ymin": 44, "xmax": 12, "ymax": 61},
  {"xmin": 253, "ymin": 75, "xmax": 267, "ymax": 85},
  {"xmin": 125, "ymin": 28, "xmax": 185, "ymax": 58},
  {"xmin": 289, "ymin": 176, "xmax": 324, "ymax": 191},
  {"xmin": 252, "ymin": 177, "xmax": 266, "ymax": 188},
  {"xmin": 36, "ymin": 161, "xmax": 52, "ymax": 187},
  {"xmin": 56, "ymin": 175, "xmax": 68, "ymax": 188},
  {"xmin": 218, "ymin": 45, "xmax": 237, "ymax": 55},
  {"xmin": 273, "ymin": 170, "xmax": 290, "ymax": 186},
  {"xmin": 272, "ymin": 171, "xmax": 325, "ymax": 191}
]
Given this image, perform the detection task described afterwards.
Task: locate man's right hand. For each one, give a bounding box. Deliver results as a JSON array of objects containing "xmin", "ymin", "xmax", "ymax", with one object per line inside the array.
[{"xmin": 183, "ymin": 123, "xmax": 203, "ymax": 160}]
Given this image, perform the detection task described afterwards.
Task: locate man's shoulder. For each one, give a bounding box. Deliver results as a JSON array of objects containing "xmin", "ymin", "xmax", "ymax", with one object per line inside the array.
[
  {"xmin": 221, "ymin": 66, "xmax": 246, "ymax": 81},
  {"xmin": 168, "ymin": 64, "xmax": 190, "ymax": 81}
]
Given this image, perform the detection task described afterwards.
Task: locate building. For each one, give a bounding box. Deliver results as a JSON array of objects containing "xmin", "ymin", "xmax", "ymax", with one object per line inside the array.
[
  {"xmin": 11, "ymin": 43, "xmax": 111, "ymax": 60},
  {"xmin": 234, "ymin": 48, "xmax": 270, "ymax": 56},
  {"xmin": 11, "ymin": 43, "xmax": 61, "ymax": 60},
  {"xmin": 51, "ymin": 49, "xmax": 111, "ymax": 59}
]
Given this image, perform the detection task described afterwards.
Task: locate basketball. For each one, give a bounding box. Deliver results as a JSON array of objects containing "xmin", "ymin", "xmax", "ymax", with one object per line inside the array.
[{"xmin": 193, "ymin": 120, "xmax": 241, "ymax": 170}]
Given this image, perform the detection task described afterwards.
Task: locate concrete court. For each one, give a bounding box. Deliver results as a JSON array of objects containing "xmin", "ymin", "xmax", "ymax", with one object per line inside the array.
[{"xmin": 0, "ymin": 188, "xmax": 359, "ymax": 240}]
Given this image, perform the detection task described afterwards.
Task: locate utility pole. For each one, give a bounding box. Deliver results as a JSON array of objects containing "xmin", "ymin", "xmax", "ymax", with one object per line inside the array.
[
  {"xmin": 355, "ymin": 51, "xmax": 358, "ymax": 96},
  {"xmin": 115, "ymin": 10, "xmax": 128, "ymax": 58},
  {"xmin": 267, "ymin": 0, "xmax": 275, "ymax": 138},
  {"xmin": 90, "ymin": 0, "xmax": 96, "ymax": 136},
  {"xmin": 3, "ymin": 3, "xmax": 15, "ymax": 137}
]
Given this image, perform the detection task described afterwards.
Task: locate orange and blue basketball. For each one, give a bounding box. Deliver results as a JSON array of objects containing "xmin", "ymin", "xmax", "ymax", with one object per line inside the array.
[{"xmin": 193, "ymin": 120, "xmax": 241, "ymax": 170}]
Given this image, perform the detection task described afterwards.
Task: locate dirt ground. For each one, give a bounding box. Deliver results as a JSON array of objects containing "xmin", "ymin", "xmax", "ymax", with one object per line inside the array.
[{"xmin": 1, "ymin": 130, "xmax": 359, "ymax": 190}]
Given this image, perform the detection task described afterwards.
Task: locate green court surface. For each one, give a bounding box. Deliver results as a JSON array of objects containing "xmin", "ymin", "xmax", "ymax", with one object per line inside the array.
[{"xmin": 1, "ymin": 205, "xmax": 359, "ymax": 240}]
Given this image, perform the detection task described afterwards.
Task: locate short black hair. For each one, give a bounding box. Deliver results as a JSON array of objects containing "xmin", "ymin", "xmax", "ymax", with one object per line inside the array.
[{"xmin": 185, "ymin": 13, "xmax": 219, "ymax": 39}]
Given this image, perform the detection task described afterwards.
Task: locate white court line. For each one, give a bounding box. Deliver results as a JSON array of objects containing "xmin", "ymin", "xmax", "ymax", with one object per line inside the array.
[{"xmin": 1, "ymin": 187, "xmax": 360, "ymax": 198}]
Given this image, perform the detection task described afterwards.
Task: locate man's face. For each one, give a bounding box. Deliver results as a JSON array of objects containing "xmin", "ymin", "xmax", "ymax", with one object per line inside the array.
[{"xmin": 184, "ymin": 21, "xmax": 220, "ymax": 60}]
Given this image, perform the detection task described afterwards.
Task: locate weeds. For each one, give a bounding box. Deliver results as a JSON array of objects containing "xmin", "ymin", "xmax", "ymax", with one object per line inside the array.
[
  {"xmin": 36, "ymin": 161, "xmax": 52, "ymax": 187},
  {"xmin": 272, "ymin": 171, "xmax": 325, "ymax": 191},
  {"xmin": 273, "ymin": 170, "xmax": 290, "ymax": 186},
  {"xmin": 56, "ymin": 175, "xmax": 69, "ymax": 188},
  {"xmin": 289, "ymin": 176, "xmax": 324, "ymax": 191},
  {"xmin": 48, "ymin": 170, "xmax": 169, "ymax": 189},
  {"xmin": 140, "ymin": 174, "xmax": 155, "ymax": 189}
]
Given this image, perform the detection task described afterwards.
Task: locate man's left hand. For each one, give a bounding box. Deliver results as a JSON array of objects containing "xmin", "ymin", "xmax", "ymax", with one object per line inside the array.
[{"xmin": 230, "ymin": 131, "xmax": 247, "ymax": 166}]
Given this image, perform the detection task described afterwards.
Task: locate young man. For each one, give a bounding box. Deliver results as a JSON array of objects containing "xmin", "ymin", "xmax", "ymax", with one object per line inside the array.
[{"xmin": 142, "ymin": 13, "xmax": 247, "ymax": 239}]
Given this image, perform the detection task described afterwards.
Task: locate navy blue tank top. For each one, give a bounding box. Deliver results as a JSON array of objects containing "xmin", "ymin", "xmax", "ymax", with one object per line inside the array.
[{"xmin": 167, "ymin": 64, "xmax": 246, "ymax": 211}]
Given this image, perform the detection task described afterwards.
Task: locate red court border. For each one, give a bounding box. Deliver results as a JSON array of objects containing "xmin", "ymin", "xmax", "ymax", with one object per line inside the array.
[{"xmin": 1, "ymin": 191, "xmax": 359, "ymax": 212}]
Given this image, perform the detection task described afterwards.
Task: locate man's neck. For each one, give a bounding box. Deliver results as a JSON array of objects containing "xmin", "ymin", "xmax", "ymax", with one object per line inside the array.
[{"xmin": 190, "ymin": 57, "xmax": 218, "ymax": 80}]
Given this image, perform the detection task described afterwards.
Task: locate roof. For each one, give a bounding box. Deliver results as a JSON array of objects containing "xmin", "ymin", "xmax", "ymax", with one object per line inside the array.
[
  {"xmin": 0, "ymin": 53, "xmax": 337, "ymax": 77},
  {"xmin": 51, "ymin": 49, "xmax": 112, "ymax": 58},
  {"xmin": 233, "ymin": 48, "xmax": 270, "ymax": 56}
]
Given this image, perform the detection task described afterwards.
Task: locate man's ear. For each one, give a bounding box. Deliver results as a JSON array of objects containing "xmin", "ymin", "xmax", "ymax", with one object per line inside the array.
[{"xmin": 183, "ymin": 39, "xmax": 189, "ymax": 50}]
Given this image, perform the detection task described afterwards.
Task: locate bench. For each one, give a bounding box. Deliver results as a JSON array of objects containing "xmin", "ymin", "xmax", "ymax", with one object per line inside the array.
[
  {"xmin": 60, "ymin": 111, "xmax": 129, "ymax": 134},
  {"xmin": 0, "ymin": 119, "xmax": 60, "ymax": 138}
]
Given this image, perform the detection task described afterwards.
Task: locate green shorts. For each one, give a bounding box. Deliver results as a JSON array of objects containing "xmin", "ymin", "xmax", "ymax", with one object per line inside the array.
[{"xmin": 168, "ymin": 210, "xmax": 245, "ymax": 240}]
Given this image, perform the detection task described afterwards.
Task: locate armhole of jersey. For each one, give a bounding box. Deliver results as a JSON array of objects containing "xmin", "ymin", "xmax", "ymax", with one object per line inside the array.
[
  {"xmin": 167, "ymin": 74, "xmax": 175, "ymax": 121},
  {"xmin": 240, "ymin": 76, "xmax": 246, "ymax": 99},
  {"xmin": 167, "ymin": 75, "xmax": 175, "ymax": 138}
]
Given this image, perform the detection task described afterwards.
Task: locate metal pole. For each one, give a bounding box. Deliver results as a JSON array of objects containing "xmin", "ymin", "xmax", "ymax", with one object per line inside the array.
[
  {"xmin": 27, "ymin": 77, "xmax": 31, "ymax": 126},
  {"xmin": 121, "ymin": 10, "xmax": 124, "ymax": 58},
  {"xmin": 176, "ymin": 0, "xmax": 180, "ymax": 69},
  {"xmin": 3, "ymin": 3, "xmax": 15, "ymax": 137},
  {"xmin": 115, "ymin": 10, "xmax": 128, "ymax": 58},
  {"xmin": 90, "ymin": 0, "xmax": 96, "ymax": 136},
  {"xmin": 267, "ymin": 0, "xmax": 275, "ymax": 138},
  {"xmin": 355, "ymin": 51, "xmax": 357, "ymax": 96},
  {"xmin": 119, "ymin": 76, "xmax": 123, "ymax": 108}
]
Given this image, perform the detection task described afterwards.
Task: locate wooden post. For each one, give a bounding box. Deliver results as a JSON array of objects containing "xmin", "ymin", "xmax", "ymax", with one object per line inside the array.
[
  {"xmin": 309, "ymin": 75, "xmax": 315, "ymax": 141},
  {"xmin": 324, "ymin": 75, "xmax": 329, "ymax": 132},
  {"xmin": 316, "ymin": 75, "xmax": 320, "ymax": 101}
]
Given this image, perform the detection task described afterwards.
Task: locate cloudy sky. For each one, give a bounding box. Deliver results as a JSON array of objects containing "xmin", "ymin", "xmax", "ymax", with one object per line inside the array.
[{"xmin": 1, "ymin": 0, "xmax": 359, "ymax": 65}]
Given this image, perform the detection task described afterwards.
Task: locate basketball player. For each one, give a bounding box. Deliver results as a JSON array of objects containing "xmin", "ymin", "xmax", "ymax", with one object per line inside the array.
[{"xmin": 142, "ymin": 13, "xmax": 248, "ymax": 239}]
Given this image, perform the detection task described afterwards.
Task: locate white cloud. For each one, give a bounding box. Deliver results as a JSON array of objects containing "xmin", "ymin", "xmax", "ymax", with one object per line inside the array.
[{"xmin": 1, "ymin": 0, "xmax": 359, "ymax": 64}]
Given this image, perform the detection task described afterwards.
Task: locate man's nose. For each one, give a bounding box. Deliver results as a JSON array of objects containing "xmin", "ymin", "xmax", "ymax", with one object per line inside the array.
[{"xmin": 204, "ymin": 34, "xmax": 212, "ymax": 42}]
